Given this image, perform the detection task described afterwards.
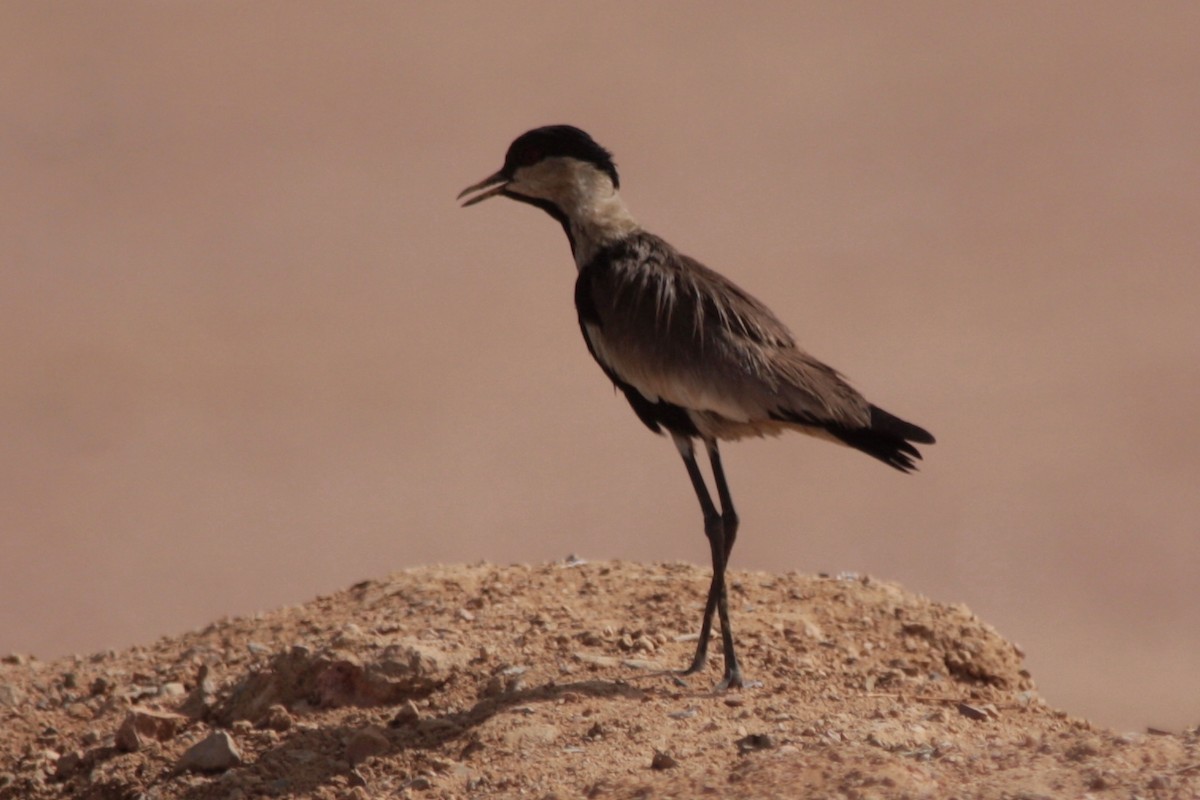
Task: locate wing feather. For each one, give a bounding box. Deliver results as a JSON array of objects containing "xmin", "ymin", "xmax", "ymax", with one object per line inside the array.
[{"xmin": 577, "ymin": 233, "xmax": 870, "ymax": 433}]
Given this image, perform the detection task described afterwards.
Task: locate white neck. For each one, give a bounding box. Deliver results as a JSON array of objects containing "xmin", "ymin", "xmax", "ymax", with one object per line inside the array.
[
  {"xmin": 565, "ymin": 189, "xmax": 641, "ymax": 269},
  {"xmin": 508, "ymin": 158, "xmax": 641, "ymax": 269}
]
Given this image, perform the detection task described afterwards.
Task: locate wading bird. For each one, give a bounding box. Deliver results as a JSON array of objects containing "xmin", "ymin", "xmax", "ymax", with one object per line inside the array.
[{"xmin": 459, "ymin": 125, "xmax": 934, "ymax": 689}]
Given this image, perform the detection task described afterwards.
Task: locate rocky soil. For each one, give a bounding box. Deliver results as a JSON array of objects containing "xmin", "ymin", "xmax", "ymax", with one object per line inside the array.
[{"xmin": 2, "ymin": 560, "xmax": 1197, "ymax": 799}]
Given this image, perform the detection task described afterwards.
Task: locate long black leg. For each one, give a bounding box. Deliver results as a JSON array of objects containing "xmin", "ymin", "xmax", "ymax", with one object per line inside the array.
[
  {"xmin": 707, "ymin": 441, "xmax": 739, "ymax": 561},
  {"xmin": 674, "ymin": 436, "xmax": 744, "ymax": 689},
  {"xmin": 676, "ymin": 439, "xmax": 723, "ymax": 675},
  {"xmin": 706, "ymin": 441, "xmax": 743, "ymax": 689}
]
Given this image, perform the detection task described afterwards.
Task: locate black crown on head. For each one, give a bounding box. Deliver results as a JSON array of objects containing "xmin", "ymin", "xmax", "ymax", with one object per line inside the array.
[{"xmin": 503, "ymin": 125, "xmax": 619, "ymax": 189}]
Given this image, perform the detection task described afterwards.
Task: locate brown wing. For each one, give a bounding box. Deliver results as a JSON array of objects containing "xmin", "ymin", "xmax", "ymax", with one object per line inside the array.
[{"xmin": 578, "ymin": 233, "xmax": 870, "ymax": 430}]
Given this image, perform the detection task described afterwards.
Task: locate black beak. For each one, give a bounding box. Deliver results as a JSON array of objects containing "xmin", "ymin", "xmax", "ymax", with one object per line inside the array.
[{"xmin": 457, "ymin": 170, "xmax": 508, "ymax": 207}]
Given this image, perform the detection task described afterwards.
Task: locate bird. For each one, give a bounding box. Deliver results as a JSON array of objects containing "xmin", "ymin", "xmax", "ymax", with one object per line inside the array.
[{"xmin": 458, "ymin": 125, "xmax": 934, "ymax": 690}]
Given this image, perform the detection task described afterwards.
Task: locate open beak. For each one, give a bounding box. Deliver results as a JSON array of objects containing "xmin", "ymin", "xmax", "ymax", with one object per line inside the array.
[{"xmin": 457, "ymin": 170, "xmax": 508, "ymax": 207}]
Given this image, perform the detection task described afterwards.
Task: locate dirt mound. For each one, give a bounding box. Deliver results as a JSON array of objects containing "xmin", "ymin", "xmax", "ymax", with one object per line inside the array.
[{"xmin": 1, "ymin": 561, "xmax": 1196, "ymax": 799}]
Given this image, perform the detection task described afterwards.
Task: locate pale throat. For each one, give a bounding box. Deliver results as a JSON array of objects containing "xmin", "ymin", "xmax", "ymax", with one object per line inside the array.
[{"xmin": 564, "ymin": 185, "xmax": 641, "ymax": 269}]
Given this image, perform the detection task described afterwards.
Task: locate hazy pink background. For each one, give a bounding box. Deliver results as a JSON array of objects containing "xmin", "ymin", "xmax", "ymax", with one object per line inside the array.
[{"xmin": 3, "ymin": 3, "xmax": 1197, "ymax": 732}]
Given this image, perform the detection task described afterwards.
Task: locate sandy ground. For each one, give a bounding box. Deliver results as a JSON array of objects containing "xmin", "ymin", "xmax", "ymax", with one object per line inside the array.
[{"xmin": 2, "ymin": 561, "xmax": 1196, "ymax": 799}]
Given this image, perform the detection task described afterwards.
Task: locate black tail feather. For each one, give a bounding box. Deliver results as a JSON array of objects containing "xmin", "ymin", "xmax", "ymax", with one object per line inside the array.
[
  {"xmin": 825, "ymin": 405, "xmax": 935, "ymax": 473},
  {"xmin": 868, "ymin": 405, "xmax": 935, "ymax": 444}
]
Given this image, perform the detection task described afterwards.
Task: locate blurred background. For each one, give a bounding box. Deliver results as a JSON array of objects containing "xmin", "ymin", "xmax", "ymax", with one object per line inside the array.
[{"xmin": 2, "ymin": 3, "xmax": 1197, "ymax": 732}]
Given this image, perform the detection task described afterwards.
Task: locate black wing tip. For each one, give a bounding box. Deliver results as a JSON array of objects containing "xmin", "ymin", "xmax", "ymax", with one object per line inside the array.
[
  {"xmin": 856, "ymin": 405, "xmax": 934, "ymax": 472},
  {"xmin": 775, "ymin": 404, "xmax": 934, "ymax": 473},
  {"xmin": 868, "ymin": 405, "xmax": 936, "ymax": 446},
  {"xmin": 849, "ymin": 431, "xmax": 926, "ymax": 473}
]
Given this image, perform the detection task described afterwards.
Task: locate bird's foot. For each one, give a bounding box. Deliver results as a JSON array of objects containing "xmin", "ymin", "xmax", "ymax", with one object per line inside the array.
[
  {"xmin": 715, "ymin": 665, "xmax": 761, "ymax": 692},
  {"xmin": 676, "ymin": 662, "xmax": 760, "ymax": 692},
  {"xmin": 671, "ymin": 658, "xmax": 705, "ymax": 687},
  {"xmin": 715, "ymin": 669, "xmax": 744, "ymax": 691}
]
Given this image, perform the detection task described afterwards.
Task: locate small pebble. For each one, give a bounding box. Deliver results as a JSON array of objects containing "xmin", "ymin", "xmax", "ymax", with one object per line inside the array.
[
  {"xmin": 956, "ymin": 702, "xmax": 990, "ymax": 722},
  {"xmin": 178, "ymin": 730, "xmax": 242, "ymax": 773},
  {"xmin": 735, "ymin": 733, "xmax": 775, "ymax": 754}
]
